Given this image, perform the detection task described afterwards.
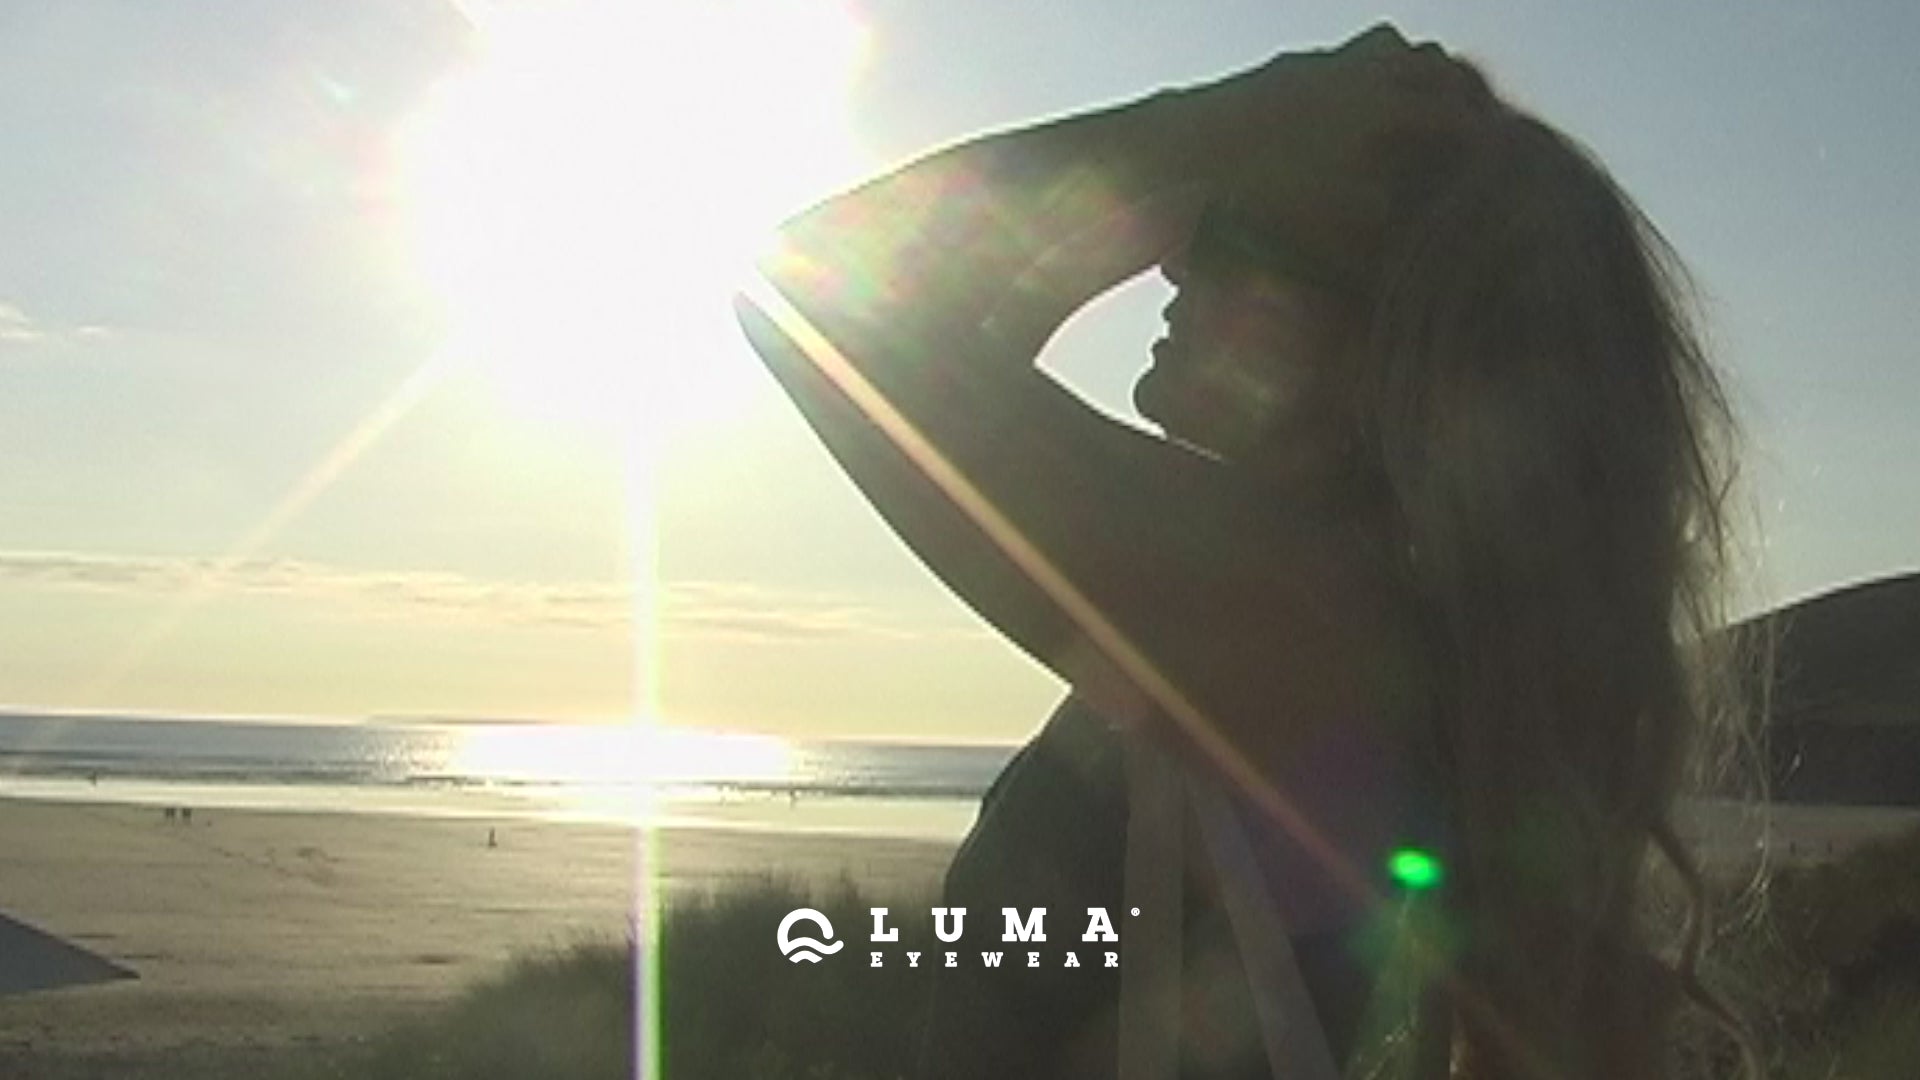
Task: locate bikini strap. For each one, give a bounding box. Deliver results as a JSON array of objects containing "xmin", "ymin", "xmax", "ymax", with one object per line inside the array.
[{"xmin": 1119, "ymin": 729, "xmax": 1343, "ymax": 1080}]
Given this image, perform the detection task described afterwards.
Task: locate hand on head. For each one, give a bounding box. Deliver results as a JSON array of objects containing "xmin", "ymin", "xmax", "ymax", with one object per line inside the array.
[
  {"xmin": 1189, "ymin": 22, "xmax": 1496, "ymax": 294},
  {"xmin": 1138, "ymin": 25, "xmax": 1495, "ymax": 478}
]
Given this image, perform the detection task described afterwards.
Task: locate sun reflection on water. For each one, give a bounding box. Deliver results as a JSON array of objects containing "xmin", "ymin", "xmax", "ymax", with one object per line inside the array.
[{"xmin": 445, "ymin": 722, "xmax": 795, "ymax": 821}]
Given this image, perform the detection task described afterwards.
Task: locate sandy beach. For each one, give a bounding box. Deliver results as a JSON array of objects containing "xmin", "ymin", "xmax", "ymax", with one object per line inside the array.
[
  {"xmin": 0, "ymin": 798, "xmax": 955, "ymax": 1074},
  {"xmin": 8, "ymin": 794, "xmax": 1913, "ymax": 1076}
]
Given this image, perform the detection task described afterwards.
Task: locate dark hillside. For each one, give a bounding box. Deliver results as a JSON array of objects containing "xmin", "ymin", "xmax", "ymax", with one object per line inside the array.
[{"xmin": 1728, "ymin": 572, "xmax": 1920, "ymax": 804}]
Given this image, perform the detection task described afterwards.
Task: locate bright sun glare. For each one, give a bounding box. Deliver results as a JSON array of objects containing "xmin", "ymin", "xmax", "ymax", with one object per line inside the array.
[
  {"xmin": 448, "ymin": 724, "xmax": 796, "ymax": 822},
  {"xmin": 396, "ymin": 0, "xmax": 870, "ymax": 445}
]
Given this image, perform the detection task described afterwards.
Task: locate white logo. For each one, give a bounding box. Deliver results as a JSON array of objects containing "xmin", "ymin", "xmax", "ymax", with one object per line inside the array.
[
  {"xmin": 777, "ymin": 905, "xmax": 1128, "ymax": 970},
  {"xmin": 777, "ymin": 908, "xmax": 844, "ymax": 963}
]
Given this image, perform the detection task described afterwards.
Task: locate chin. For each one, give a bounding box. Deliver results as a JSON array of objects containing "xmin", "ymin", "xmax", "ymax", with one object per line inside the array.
[
  {"xmin": 1130, "ymin": 370, "xmax": 1191, "ymax": 434},
  {"xmin": 1132, "ymin": 369, "xmax": 1177, "ymax": 429}
]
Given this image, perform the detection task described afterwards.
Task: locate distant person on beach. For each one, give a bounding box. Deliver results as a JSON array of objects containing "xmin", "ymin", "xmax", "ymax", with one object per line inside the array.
[{"xmin": 738, "ymin": 23, "xmax": 1755, "ymax": 1080}]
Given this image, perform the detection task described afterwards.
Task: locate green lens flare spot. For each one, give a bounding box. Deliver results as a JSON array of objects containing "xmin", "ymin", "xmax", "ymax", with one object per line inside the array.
[{"xmin": 1388, "ymin": 847, "xmax": 1444, "ymax": 891}]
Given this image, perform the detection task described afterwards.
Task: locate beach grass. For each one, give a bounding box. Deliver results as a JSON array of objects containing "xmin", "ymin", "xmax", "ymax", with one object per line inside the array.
[
  {"xmin": 286, "ymin": 874, "xmax": 937, "ymax": 1080},
  {"xmin": 659, "ymin": 874, "xmax": 940, "ymax": 1080},
  {"xmin": 1737, "ymin": 826, "xmax": 1920, "ymax": 1079},
  {"xmin": 261, "ymin": 828, "xmax": 1920, "ymax": 1080},
  {"xmin": 316, "ymin": 942, "xmax": 635, "ymax": 1080}
]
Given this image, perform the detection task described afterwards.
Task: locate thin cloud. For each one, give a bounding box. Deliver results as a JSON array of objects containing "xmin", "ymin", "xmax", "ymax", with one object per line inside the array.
[
  {"xmin": 0, "ymin": 301, "xmax": 113, "ymax": 353},
  {"xmin": 0, "ymin": 302, "xmax": 45, "ymax": 345},
  {"xmin": 0, "ymin": 550, "xmax": 623, "ymax": 629},
  {"xmin": 661, "ymin": 580, "xmax": 976, "ymax": 642},
  {"xmin": 0, "ymin": 550, "xmax": 975, "ymax": 641}
]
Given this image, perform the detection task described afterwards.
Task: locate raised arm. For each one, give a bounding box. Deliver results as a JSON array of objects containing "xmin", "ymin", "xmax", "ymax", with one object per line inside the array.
[
  {"xmin": 752, "ymin": 87, "xmax": 1209, "ymax": 377},
  {"xmin": 734, "ymin": 80, "xmax": 1217, "ymax": 683},
  {"xmin": 733, "ymin": 25, "xmax": 1461, "ymax": 785}
]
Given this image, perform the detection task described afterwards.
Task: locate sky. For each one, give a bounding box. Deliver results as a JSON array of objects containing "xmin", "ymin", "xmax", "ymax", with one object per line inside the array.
[{"xmin": 1, "ymin": 0, "xmax": 1915, "ymax": 741}]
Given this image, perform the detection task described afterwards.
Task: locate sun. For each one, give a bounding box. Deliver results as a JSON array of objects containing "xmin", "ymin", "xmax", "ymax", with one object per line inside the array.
[{"xmin": 395, "ymin": 0, "xmax": 872, "ymax": 445}]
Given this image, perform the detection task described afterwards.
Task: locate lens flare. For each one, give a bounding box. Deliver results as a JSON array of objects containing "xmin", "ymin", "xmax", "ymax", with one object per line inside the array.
[{"xmin": 1387, "ymin": 846, "xmax": 1444, "ymax": 891}]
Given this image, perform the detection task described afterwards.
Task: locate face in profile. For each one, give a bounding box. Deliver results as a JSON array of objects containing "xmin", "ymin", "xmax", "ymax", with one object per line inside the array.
[{"xmin": 1134, "ymin": 206, "xmax": 1353, "ymax": 468}]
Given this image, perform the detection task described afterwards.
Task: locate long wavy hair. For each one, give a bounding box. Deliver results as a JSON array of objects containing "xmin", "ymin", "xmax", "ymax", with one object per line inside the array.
[{"xmin": 1323, "ymin": 64, "xmax": 1762, "ymax": 1080}]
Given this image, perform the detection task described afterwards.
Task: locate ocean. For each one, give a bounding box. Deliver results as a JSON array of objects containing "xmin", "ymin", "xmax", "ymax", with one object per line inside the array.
[
  {"xmin": 6, "ymin": 712, "xmax": 1916, "ymax": 861},
  {"xmin": 0, "ymin": 712, "xmax": 1019, "ymax": 842}
]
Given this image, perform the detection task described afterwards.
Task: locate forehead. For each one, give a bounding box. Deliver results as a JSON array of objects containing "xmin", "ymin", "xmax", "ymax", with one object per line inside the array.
[{"xmin": 1189, "ymin": 205, "xmax": 1359, "ymax": 299}]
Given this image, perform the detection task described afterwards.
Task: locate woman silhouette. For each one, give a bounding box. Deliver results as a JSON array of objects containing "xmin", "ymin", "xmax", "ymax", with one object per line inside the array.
[{"xmin": 738, "ymin": 23, "xmax": 1754, "ymax": 1080}]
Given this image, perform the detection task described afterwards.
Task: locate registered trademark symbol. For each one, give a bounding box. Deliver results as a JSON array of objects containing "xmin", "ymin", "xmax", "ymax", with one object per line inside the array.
[{"xmin": 1130, "ymin": 908, "xmax": 1140, "ymax": 916}]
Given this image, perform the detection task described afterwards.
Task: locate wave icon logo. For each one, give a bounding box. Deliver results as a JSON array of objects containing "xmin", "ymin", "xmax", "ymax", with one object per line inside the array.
[{"xmin": 777, "ymin": 908, "xmax": 844, "ymax": 964}]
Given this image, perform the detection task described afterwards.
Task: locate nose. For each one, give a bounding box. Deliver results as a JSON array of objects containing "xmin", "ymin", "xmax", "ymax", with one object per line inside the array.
[{"xmin": 1160, "ymin": 281, "xmax": 1192, "ymax": 331}]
